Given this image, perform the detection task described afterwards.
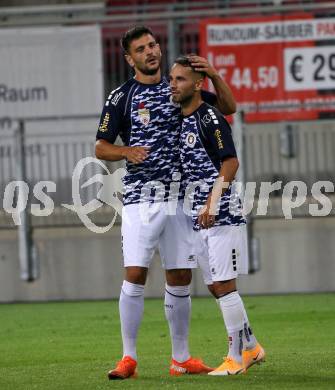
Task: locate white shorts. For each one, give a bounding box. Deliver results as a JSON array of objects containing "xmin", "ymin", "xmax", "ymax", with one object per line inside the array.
[
  {"xmin": 195, "ymin": 224, "xmax": 249, "ymax": 285},
  {"xmin": 121, "ymin": 201, "xmax": 197, "ymax": 270}
]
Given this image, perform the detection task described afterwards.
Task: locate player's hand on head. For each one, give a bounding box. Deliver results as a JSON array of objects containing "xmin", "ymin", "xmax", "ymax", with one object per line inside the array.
[
  {"xmin": 124, "ymin": 146, "xmax": 150, "ymax": 164},
  {"xmin": 188, "ymin": 55, "xmax": 218, "ymax": 79}
]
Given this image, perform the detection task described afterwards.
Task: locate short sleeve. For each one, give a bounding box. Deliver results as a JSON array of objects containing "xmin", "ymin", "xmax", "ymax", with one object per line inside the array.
[
  {"xmin": 205, "ymin": 108, "xmax": 237, "ymax": 161},
  {"xmin": 96, "ymin": 90, "xmax": 125, "ymax": 144}
]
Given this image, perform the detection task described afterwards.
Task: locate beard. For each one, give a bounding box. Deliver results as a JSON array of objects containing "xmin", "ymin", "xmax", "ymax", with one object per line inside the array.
[
  {"xmin": 137, "ymin": 63, "xmax": 160, "ymax": 76},
  {"xmin": 136, "ymin": 56, "xmax": 161, "ymax": 76},
  {"xmin": 140, "ymin": 66, "xmax": 160, "ymax": 76},
  {"xmin": 172, "ymin": 92, "xmax": 193, "ymax": 105}
]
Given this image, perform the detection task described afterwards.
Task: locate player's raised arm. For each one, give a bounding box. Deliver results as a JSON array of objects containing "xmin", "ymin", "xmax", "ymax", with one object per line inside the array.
[{"xmin": 189, "ymin": 55, "xmax": 236, "ymax": 115}]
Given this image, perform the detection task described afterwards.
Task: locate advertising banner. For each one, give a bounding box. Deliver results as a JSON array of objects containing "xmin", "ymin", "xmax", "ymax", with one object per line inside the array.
[
  {"xmin": 0, "ymin": 26, "xmax": 103, "ymax": 184},
  {"xmin": 200, "ymin": 14, "xmax": 335, "ymax": 122},
  {"xmin": 0, "ymin": 25, "xmax": 103, "ymax": 120}
]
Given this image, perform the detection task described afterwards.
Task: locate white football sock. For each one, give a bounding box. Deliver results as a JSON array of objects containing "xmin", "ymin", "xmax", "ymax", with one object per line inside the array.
[
  {"xmin": 241, "ymin": 305, "xmax": 258, "ymax": 350},
  {"xmin": 119, "ymin": 280, "xmax": 145, "ymax": 361},
  {"xmin": 219, "ymin": 291, "xmax": 245, "ymax": 363},
  {"xmin": 164, "ymin": 284, "xmax": 191, "ymax": 363}
]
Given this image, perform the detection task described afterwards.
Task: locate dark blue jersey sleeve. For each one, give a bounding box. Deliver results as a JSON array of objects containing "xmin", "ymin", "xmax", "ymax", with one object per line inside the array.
[
  {"xmin": 203, "ymin": 107, "xmax": 237, "ymax": 161},
  {"xmin": 96, "ymin": 88, "xmax": 127, "ymax": 144}
]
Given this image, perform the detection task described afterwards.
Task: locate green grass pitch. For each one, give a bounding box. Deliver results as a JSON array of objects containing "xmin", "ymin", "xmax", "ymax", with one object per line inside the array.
[{"xmin": 1, "ymin": 293, "xmax": 334, "ymax": 389}]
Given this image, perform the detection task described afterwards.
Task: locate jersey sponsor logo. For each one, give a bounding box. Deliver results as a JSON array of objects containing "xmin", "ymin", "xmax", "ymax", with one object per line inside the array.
[
  {"xmin": 99, "ymin": 112, "xmax": 110, "ymax": 132},
  {"xmin": 186, "ymin": 132, "xmax": 197, "ymax": 148},
  {"xmin": 201, "ymin": 113, "xmax": 212, "ymax": 126},
  {"xmin": 215, "ymin": 129, "xmax": 224, "ymax": 149},
  {"xmin": 138, "ymin": 102, "xmax": 150, "ymax": 126}
]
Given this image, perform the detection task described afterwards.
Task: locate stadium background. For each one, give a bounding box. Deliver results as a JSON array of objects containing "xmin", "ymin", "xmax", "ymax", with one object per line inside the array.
[{"xmin": 0, "ymin": 0, "xmax": 335, "ymax": 302}]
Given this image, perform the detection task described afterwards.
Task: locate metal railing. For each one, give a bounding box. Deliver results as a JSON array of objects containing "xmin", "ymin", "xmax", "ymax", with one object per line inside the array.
[
  {"xmin": 0, "ymin": 1, "xmax": 334, "ymax": 27},
  {"xmin": 1, "ymin": 115, "xmax": 334, "ymax": 231},
  {"xmin": 0, "ymin": 116, "xmax": 110, "ymax": 229},
  {"xmin": 245, "ymin": 120, "xmax": 335, "ymax": 187}
]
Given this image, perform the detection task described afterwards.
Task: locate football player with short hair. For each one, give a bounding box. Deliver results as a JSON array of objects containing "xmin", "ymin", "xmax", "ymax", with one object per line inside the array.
[
  {"xmin": 169, "ymin": 55, "xmax": 265, "ymax": 376},
  {"xmin": 95, "ymin": 26, "xmax": 236, "ymax": 379}
]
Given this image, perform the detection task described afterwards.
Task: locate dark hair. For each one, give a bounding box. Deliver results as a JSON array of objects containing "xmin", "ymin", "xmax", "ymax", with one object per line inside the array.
[
  {"xmin": 174, "ymin": 55, "xmax": 206, "ymax": 79},
  {"xmin": 121, "ymin": 26, "xmax": 155, "ymax": 53}
]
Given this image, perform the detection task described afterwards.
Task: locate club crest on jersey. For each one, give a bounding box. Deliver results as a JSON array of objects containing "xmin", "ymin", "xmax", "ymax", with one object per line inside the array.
[
  {"xmin": 138, "ymin": 102, "xmax": 150, "ymax": 126},
  {"xmin": 186, "ymin": 132, "xmax": 196, "ymax": 148}
]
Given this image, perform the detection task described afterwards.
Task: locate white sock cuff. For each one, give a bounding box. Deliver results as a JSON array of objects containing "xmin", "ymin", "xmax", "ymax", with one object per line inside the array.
[
  {"xmin": 219, "ymin": 291, "xmax": 244, "ymax": 333},
  {"xmin": 219, "ymin": 291, "xmax": 242, "ymax": 307},
  {"xmin": 122, "ymin": 280, "xmax": 145, "ymax": 297},
  {"xmin": 165, "ymin": 284, "xmax": 190, "ymax": 297}
]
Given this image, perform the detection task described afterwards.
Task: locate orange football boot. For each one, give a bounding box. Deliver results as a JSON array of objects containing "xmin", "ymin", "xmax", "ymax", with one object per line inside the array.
[
  {"xmin": 208, "ymin": 357, "xmax": 245, "ymax": 376},
  {"xmin": 170, "ymin": 357, "xmax": 213, "ymax": 376},
  {"xmin": 242, "ymin": 343, "xmax": 266, "ymax": 370},
  {"xmin": 107, "ymin": 356, "xmax": 137, "ymax": 380}
]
